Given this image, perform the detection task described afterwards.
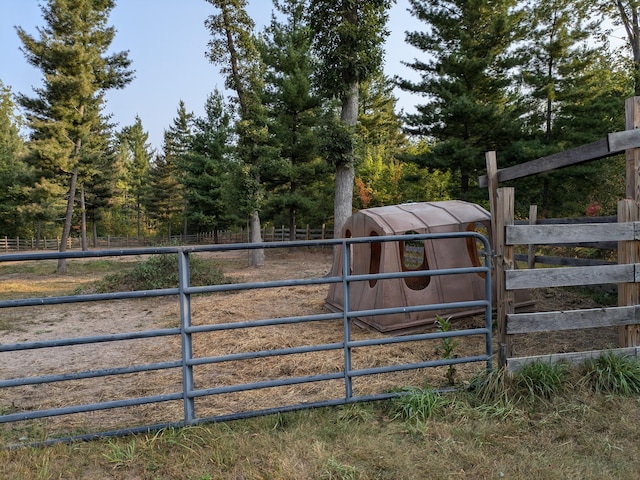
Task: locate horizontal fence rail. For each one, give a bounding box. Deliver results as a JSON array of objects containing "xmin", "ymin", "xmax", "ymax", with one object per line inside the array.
[
  {"xmin": 1, "ymin": 225, "xmax": 335, "ymax": 252},
  {"xmin": 0, "ymin": 233, "xmax": 492, "ymax": 447},
  {"xmin": 497, "ymin": 194, "xmax": 640, "ymax": 369}
]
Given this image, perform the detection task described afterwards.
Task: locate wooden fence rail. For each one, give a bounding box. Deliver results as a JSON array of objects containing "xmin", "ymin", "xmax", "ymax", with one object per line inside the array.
[
  {"xmin": 1, "ymin": 225, "xmax": 335, "ymax": 253},
  {"xmin": 496, "ymin": 188, "xmax": 640, "ymax": 370}
]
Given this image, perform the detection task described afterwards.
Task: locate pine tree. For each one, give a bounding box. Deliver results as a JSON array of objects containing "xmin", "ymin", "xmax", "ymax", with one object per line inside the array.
[
  {"xmin": 259, "ymin": 0, "xmax": 329, "ymax": 238},
  {"xmin": 354, "ymin": 72, "xmax": 408, "ymax": 207},
  {"xmin": 512, "ymin": 0, "xmax": 629, "ymax": 217},
  {"xmin": 164, "ymin": 100, "xmax": 194, "ymax": 236},
  {"xmin": 205, "ymin": 0, "xmax": 274, "ymax": 266},
  {"xmin": 183, "ymin": 91, "xmax": 237, "ymax": 241},
  {"xmin": 144, "ymin": 141, "xmax": 182, "ymax": 240},
  {"xmin": 117, "ymin": 116, "xmax": 153, "ymax": 237},
  {"xmin": 16, "ymin": 0, "xmax": 133, "ymax": 272},
  {"xmin": 399, "ymin": 0, "xmax": 524, "ymax": 201},
  {"xmin": 0, "ymin": 80, "xmax": 32, "ymax": 237}
]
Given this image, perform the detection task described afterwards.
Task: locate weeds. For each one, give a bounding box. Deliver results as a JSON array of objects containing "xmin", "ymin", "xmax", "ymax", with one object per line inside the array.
[
  {"xmin": 580, "ymin": 351, "xmax": 640, "ymax": 395},
  {"xmin": 435, "ymin": 315, "xmax": 457, "ymax": 385},
  {"xmin": 104, "ymin": 438, "xmax": 137, "ymax": 468},
  {"xmin": 390, "ymin": 387, "xmax": 451, "ymax": 423},
  {"xmin": 322, "ymin": 455, "xmax": 360, "ymax": 480},
  {"xmin": 512, "ymin": 360, "xmax": 570, "ymax": 403}
]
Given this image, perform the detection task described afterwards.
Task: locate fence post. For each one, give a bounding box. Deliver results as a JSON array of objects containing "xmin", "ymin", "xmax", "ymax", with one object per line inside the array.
[
  {"xmin": 496, "ymin": 187, "xmax": 515, "ymax": 366},
  {"xmin": 625, "ymin": 97, "xmax": 640, "ymax": 202},
  {"xmin": 618, "ymin": 199, "xmax": 640, "ymax": 347},
  {"xmin": 485, "ymin": 151, "xmax": 499, "ymax": 246},
  {"xmin": 527, "ymin": 205, "xmax": 538, "ymax": 270}
]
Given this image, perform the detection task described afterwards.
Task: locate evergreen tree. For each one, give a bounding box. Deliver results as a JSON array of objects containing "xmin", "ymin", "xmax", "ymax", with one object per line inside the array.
[
  {"xmin": 117, "ymin": 116, "xmax": 153, "ymax": 237},
  {"xmin": 512, "ymin": 0, "xmax": 628, "ymax": 217},
  {"xmin": 184, "ymin": 91, "xmax": 237, "ymax": 241},
  {"xmin": 354, "ymin": 72, "xmax": 408, "ymax": 207},
  {"xmin": 306, "ymin": 0, "xmax": 393, "ymax": 237},
  {"xmin": 398, "ymin": 0, "xmax": 524, "ymax": 201},
  {"xmin": 164, "ymin": 100, "xmax": 194, "ymax": 236},
  {"xmin": 259, "ymin": 0, "xmax": 329, "ymax": 238},
  {"xmin": 16, "ymin": 0, "xmax": 133, "ymax": 271},
  {"xmin": 144, "ymin": 141, "xmax": 182, "ymax": 240},
  {"xmin": 0, "ymin": 80, "xmax": 32, "ymax": 237},
  {"xmin": 206, "ymin": 0, "xmax": 275, "ymax": 266}
]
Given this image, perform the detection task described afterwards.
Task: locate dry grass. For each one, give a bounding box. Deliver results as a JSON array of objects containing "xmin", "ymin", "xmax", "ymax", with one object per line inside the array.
[
  {"xmin": 3, "ymin": 249, "xmax": 640, "ymax": 479},
  {"xmin": 2, "ymin": 391, "xmax": 640, "ymax": 479}
]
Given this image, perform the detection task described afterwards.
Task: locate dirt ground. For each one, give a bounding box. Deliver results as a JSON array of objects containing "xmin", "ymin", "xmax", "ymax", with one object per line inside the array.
[{"xmin": 0, "ymin": 249, "xmax": 619, "ymax": 442}]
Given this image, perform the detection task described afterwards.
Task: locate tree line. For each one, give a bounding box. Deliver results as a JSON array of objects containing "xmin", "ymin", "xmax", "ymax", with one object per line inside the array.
[{"xmin": 0, "ymin": 0, "xmax": 638, "ymax": 271}]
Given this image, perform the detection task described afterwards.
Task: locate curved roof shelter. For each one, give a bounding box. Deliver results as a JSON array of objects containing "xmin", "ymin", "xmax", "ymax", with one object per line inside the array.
[{"xmin": 325, "ymin": 200, "xmax": 495, "ymax": 332}]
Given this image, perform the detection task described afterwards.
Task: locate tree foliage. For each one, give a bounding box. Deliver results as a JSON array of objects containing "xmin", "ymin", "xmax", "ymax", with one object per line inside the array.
[
  {"xmin": 16, "ymin": 0, "xmax": 132, "ymax": 270},
  {"xmin": 0, "ymin": 80, "xmax": 32, "ymax": 237},
  {"xmin": 306, "ymin": 0, "xmax": 394, "ymax": 237},
  {"xmin": 400, "ymin": 0, "xmax": 524, "ymax": 201},
  {"xmin": 259, "ymin": 0, "xmax": 329, "ymax": 236}
]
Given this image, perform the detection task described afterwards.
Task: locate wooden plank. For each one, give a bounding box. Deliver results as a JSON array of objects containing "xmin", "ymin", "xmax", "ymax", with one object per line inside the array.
[
  {"xmin": 505, "ymin": 264, "xmax": 635, "ymax": 290},
  {"xmin": 506, "ymin": 306, "xmax": 637, "ymax": 334},
  {"xmin": 507, "ymin": 347, "xmax": 640, "ymax": 373},
  {"xmin": 608, "ymin": 128, "xmax": 640, "ymax": 153},
  {"xmin": 478, "ymin": 129, "xmax": 640, "ymax": 188},
  {"xmin": 514, "ymin": 215, "xmax": 617, "ymax": 225},
  {"xmin": 514, "ymin": 253, "xmax": 613, "ymax": 267},
  {"xmin": 478, "ymin": 137, "xmax": 610, "ymax": 187},
  {"xmin": 506, "ymin": 222, "xmax": 635, "ymax": 245},
  {"xmin": 527, "ymin": 205, "xmax": 537, "ymax": 269}
]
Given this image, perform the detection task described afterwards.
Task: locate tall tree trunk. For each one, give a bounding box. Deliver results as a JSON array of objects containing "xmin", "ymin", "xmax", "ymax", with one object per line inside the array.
[
  {"xmin": 616, "ymin": 0, "xmax": 640, "ymax": 95},
  {"xmin": 250, "ymin": 210, "xmax": 264, "ymax": 267},
  {"xmin": 80, "ymin": 185, "xmax": 87, "ymax": 251},
  {"xmin": 136, "ymin": 196, "xmax": 142, "ymax": 238},
  {"xmin": 334, "ymin": 82, "xmax": 359, "ymax": 239},
  {"xmin": 36, "ymin": 221, "xmax": 41, "ymax": 250},
  {"xmin": 183, "ymin": 197, "xmax": 188, "ymax": 238},
  {"xmin": 92, "ymin": 220, "xmax": 98, "ymax": 248},
  {"xmin": 57, "ymin": 167, "xmax": 78, "ymax": 274}
]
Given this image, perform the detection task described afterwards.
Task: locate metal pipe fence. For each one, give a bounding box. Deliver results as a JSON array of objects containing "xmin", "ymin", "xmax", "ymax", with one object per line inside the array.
[{"xmin": 0, "ymin": 233, "xmax": 492, "ymax": 447}]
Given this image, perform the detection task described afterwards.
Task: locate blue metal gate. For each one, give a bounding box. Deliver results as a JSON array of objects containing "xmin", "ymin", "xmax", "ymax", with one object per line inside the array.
[{"xmin": 0, "ymin": 233, "xmax": 492, "ymax": 447}]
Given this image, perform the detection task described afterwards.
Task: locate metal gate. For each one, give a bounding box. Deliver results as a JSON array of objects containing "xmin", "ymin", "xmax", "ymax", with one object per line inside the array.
[{"xmin": 0, "ymin": 233, "xmax": 492, "ymax": 447}]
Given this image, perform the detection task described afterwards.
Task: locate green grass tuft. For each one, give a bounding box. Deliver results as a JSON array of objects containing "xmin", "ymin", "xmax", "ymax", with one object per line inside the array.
[
  {"xmin": 512, "ymin": 360, "xmax": 570, "ymax": 403},
  {"xmin": 580, "ymin": 351, "xmax": 640, "ymax": 396}
]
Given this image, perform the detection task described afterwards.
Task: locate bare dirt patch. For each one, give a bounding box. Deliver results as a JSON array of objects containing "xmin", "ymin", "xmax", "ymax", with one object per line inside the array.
[{"xmin": 0, "ymin": 249, "xmax": 619, "ymax": 442}]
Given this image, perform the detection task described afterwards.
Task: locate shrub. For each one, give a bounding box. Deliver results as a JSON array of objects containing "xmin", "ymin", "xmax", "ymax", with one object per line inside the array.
[{"xmin": 94, "ymin": 254, "xmax": 230, "ymax": 292}]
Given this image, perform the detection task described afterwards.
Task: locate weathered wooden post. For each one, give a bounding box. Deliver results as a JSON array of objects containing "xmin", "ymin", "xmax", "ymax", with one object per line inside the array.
[
  {"xmin": 495, "ymin": 187, "xmax": 515, "ymax": 366},
  {"xmin": 619, "ymin": 97, "xmax": 640, "ymax": 347}
]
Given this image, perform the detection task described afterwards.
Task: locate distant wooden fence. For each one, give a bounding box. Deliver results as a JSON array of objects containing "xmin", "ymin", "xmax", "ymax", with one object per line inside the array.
[
  {"xmin": 482, "ymin": 96, "xmax": 640, "ymax": 369},
  {"xmin": 1, "ymin": 225, "xmax": 334, "ymax": 253}
]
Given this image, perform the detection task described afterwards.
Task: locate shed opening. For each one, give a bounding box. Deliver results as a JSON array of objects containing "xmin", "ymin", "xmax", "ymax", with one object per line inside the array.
[{"xmin": 399, "ymin": 231, "xmax": 430, "ymax": 291}]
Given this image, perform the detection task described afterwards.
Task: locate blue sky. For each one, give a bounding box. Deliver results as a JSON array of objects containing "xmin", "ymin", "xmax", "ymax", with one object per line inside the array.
[{"xmin": 0, "ymin": 0, "xmax": 423, "ymax": 151}]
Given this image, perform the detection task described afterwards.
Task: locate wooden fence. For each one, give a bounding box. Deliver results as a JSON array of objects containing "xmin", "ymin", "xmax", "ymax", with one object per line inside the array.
[
  {"xmin": 483, "ymin": 96, "xmax": 640, "ymax": 369},
  {"xmin": 495, "ymin": 189, "xmax": 640, "ymax": 370},
  {"xmin": 0, "ymin": 225, "xmax": 334, "ymax": 253}
]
